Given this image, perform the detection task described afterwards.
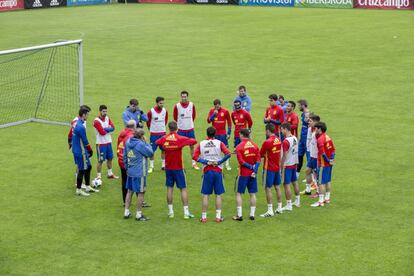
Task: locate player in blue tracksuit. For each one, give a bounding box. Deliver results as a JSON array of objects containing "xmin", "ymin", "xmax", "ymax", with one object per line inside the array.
[
  {"xmin": 122, "ymin": 98, "xmax": 148, "ymax": 128},
  {"xmin": 72, "ymin": 107, "xmax": 96, "ymax": 196},
  {"xmin": 123, "ymin": 128, "xmax": 154, "ymax": 221},
  {"xmin": 296, "ymin": 99, "xmax": 310, "ymax": 179},
  {"xmin": 233, "ymin": 85, "xmax": 252, "ymax": 113}
]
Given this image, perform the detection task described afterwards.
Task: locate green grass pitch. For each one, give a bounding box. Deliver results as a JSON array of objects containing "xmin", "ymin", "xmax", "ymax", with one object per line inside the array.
[{"xmin": 0, "ymin": 4, "xmax": 413, "ymax": 275}]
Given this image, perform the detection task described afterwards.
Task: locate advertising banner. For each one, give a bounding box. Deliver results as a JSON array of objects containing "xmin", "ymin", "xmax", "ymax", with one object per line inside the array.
[
  {"xmin": 139, "ymin": 0, "xmax": 185, "ymax": 3},
  {"xmin": 0, "ymin": 0, "xmax": 23, "ymax": 11},
  {"xmin": 68, "ymin": 0, "xmax": 108, "ymax": 5},
  {"xmin": 353, "ymin": 0, "xmax": 414, "ymax": 8},
  {"xmin": 24, "ymin": 0, "xmax": 66, "ymax": 8},
  {"xmin": 187, "ymin": 0, "xmax": 238, "ymax": 4},
  {"xmin": 295, "ymin": 0, "xmax": 352, "ymax": 7},
  {"xmin": 239, "ymin": 0, "xmax": 294, "ymax": 6}
]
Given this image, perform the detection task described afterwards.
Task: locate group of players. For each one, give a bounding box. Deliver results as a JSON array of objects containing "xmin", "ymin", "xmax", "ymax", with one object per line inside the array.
[{"xmin": 68, "ymin": 85, "xmax": 336, "ymax": 223}]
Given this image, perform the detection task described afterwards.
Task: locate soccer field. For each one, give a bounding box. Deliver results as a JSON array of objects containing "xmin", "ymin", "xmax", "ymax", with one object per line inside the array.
[{"xmin": 1, "ymin": 4, "xmax": 413, "ymax": 275}]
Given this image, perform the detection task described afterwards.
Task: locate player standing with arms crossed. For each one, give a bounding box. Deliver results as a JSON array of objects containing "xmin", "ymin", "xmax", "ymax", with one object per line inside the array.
[
  {"xmin": 147, "ymin": 96, "xmax": 168, "ymax": 173},
  {"xmin": 311, "ymin": 122, "xmax": 336, "ymax": 207},
  {"xmin": 193, "ymin": 127, "xmax": 231, "ymax": 223},
  {"xmin": 233, "ymin": 85, "xmax": 252, "ymax": 112},
  {"xmin": 259, "ymin": 124, "xmax": 283, "ymax": 217},
  {"xmin": 93, "ymin": 105, "xmax": 118, "ymax": 180},
  {"xmin": 284, "ymin": 101, "xmax": 299, "ymax": 138},
  {"xmin": 264, "ymin": 94, "xmax": 284, "ymax": 139},
  {"xmin": 233, "ymin": 129, "xmax": 261, "ymax": 221},
  {"xmin": 231, "ymin": 100, "xmax": 253, "ymax": 149},
  {"xmin": 156, "ymin": 121, "xmax": 197, "ymax": 219},
  {"xmin": 173, "ymin": 91, "xmax": 199, "ymax": 170},
  {"xmin": 207, "ymin": 99, "xmax": 232, "ymax": 171},
  {"xmin": 280, "ymin": 123, "xmax": 300, "ymax": 211}
]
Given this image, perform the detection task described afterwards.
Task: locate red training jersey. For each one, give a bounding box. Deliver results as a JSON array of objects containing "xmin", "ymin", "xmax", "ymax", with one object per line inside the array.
[
  {"xmin": 284, "ymin": 112, "xmax": 299, "ymax": 137},
  {"xmin": 155, "ymin": 131, "xmax": 197, "ymax": 170},
  {"xmin": 317, "ymin": 132, "xmax": 336, "ymax": 168},
  {"xmin": 260, "ymin": 135, "xmax": 282, "ymax": 172},
  {"xmin": 231, "ymin": 109, "xmax": 253, "ymax": 138},
  {"xmin": 265, "ymin": 105, "xmax": 284, "ymax": 134},
  {"xmin": 116, "ymin": 128, "xmax": 134, "ymax": 169},
  {"xmin": 236, "ymin": 139, "xmax": 261, "ymax": 177},
  {"xmin": 207, "ymin": 107, "xmax": 232, "ymax": 136}
]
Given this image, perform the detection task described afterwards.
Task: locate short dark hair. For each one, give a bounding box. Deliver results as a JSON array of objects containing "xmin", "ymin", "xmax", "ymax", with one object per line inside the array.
[
  {"xmin": 297, "ymin": 99, "xmax": 308, "ymax": 107},
  {"xmin": 281, "ymin": 123, "xmax": 291, "ymax": 131},
  {"xmin": 278, "ymin": 95, "xmax": 285, "ymax": 101},
  {"xmin": 78, "ymin": 107, "xmax": 89, "ymax": 117},
  {"xmin": 207, "ymin": 126, "xmax": 216, "ymax": 138},
  {"xmin": 239, "ymin": 85, "xmax": 246, "ymax": 91},
  {"xmin": 314, "ymin": 122, "xmax": 327, "ymax": 133},
  {"xmin": 181, "ymin": 91, "xmax": 189, "ymax": 97},
  {"xmin": 269, "ymin": 94, "xmax": 278, "ymax": 101},
  {"xmin": 265, "ymin": 123, "xmax": 275, "ymax": 133},
  {"xmin": 80, "ymin": 105, "xmax": 91, "ymax": 111},
  {"xmin": 134, "ymin": 128, "xmax": 145, "ymax": 139},
  {"xmin": 239, "ymin": 128, "xmax": 250, "ymax": 138},
  {"xmin": 130, "ymin": 99, "xmax": 138, "ymax": 106},
  {"xmin": 288, "ymin": 101, "xmax": 296, "ymax": 109},
  {"xmin": 99, "ymin": 105, "xmax": 107, "ymax": 111},
  {"xmin": 213, "ymin": 99, "xmax": 221, "ymax": 105},
  {"xmin": 156, "ymin": 96, "xmax": 164, "ymax": 103},
  {"xmin": 168, "ymin": 121, "xmax": 178, "ymax": 131},
  {"xmin": 234, "ymin": 99, "xmax": 241, "ymax": 105},
  {"xmin": 309, "ymin": 114, "xmax": 320, "ymax": 122}
]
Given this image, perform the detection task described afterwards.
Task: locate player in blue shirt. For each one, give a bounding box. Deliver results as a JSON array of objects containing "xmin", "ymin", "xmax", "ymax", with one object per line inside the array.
[
  {"xmin": 123, "ymin": 128, "xmax": 154, "ymax": 221},
  {"xmin": 122, "ymin": 98, "xmax": 148, "ymax": 128},
  {"xmin": 296, "ymin": 99, "xmax": 310, "ymax": 180},
  {"xmin": 72, "ymin": 107, "xmax": 98, "ymax": 196},
  {"xmin": 233, "ymin": 85, "xmax": 252, "ymax": 113}
]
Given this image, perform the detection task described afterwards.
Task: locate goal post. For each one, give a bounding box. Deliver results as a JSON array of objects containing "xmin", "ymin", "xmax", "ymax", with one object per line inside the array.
[{"xmin": 0, "ymin": 39, "xmax": 83, "ymax": 129}]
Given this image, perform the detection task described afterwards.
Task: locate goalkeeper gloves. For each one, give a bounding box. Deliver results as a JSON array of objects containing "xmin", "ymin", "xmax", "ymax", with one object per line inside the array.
[{"xmin": 86, "ymin": 145, "xmax": 93, "ymax": 158}]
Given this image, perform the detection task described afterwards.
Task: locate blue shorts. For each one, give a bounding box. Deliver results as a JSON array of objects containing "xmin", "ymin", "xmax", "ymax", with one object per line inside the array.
[
  {"xmin": 264, "ymin": 170, "xmax": 281, "ymax": 188},
  {"xmin": 234, "ymin": 137, "xmax": 241, "ymax": 148},
  {"xmin": 298, "ymin": 138, "xmax": 307, "ymax": 156},
  {"xmin": 97, "ymin": 144, "xmax": 113, "ymax": 162},
  {"xmin": 177, "ymin": 130, "xmax": 195, "ymax": 139},
  {"xmin": 73, "ymin": 154, "xmax": 91, "ymax": 171},
  {"xmin": 150, "ymin": 134, "xmax": 165, "ymax": 152},
  {"xmin": 320, "ymin": 166, "xmax": 332, "ymax": 185},
  {"xmin": 165, "ymin": 169, "xmax": 186, "ymax": 189},
  {"xmin": 201, "ymin": 170, "xmax": 225, "ymax": 195},
  {"xmin": 236, "ymin": 176, "xmax": 258, "ymax": 194},
  {"xmin": 284, "ymin": 167, "xmax": 298, "ymax": 184},
  {"xmin": 215, "ymin": 135, "xmax": 228, "ymax": 146},
  {"xmin": 307, "ymin": 157, "xmax": 317, "ymax": 170},
  {"xmin": 126, "ymin": 176, "xmax": 146, "ymax": 193}
]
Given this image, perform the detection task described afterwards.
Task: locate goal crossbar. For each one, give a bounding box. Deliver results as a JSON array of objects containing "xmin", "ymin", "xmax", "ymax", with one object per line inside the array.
[{"xmin": 0, "ymin": 39, "xmax": 83, "ymax": 129}]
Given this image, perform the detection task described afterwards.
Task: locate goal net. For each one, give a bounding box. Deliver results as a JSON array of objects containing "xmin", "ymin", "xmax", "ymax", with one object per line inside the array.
[{"xmin": 0, "ymin": 40, "xmax": 83, "ymax": 128}]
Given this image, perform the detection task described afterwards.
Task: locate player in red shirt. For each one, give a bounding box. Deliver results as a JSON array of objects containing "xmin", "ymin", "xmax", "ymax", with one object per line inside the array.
[
  {"xmin": 231, "ymin": 100, "xmax": 253, "ymax": 149},
  {"xmin": 281, "ymin": 123, "xmax": 300, "ymax": 211},
  {"xmin": 259, "ymin": 124, "xmax": 283, "ymax": 217},
  {"xmin": 233, "ymin": 129, "xmax": 261, "ymax": 221},
  {"xmin": 155, "ymin": 121, "xmax": 197, "ymax": 219},
  {"xmin": 207, "ymin": 99, "xmax": 232, "ymax": 171},
  {"xmin": 311, "ymin": 122, "xmax": 336, "ymax": 207},
  {"xmin": 284, "ymin": 101, "xmax": 299, "ymax": 138},
  {"xmin": 264, "ymin": 94, "xmax": 284, "ymax": 137},
  {"xmin": 117, "ymin": 120, "xmax": 136, "ymax": 204}
]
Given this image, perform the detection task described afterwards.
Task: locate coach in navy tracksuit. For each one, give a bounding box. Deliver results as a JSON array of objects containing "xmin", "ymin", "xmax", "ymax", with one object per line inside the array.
[{"xmin": 123, "ymin": 128, "xmax": 153, "ymax": 221}]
